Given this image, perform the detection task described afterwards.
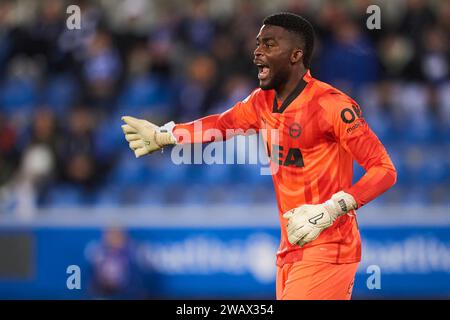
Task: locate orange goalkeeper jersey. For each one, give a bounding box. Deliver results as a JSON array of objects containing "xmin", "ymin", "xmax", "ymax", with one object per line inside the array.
[{"xmin": 173, "ymin": 70, "xmax": 397, "ymax": 266}]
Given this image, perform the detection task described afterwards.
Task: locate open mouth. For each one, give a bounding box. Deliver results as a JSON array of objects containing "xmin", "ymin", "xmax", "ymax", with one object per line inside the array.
[{"xmin": 256, "ymin": 63, "xmax": 270, "ymax": 80}]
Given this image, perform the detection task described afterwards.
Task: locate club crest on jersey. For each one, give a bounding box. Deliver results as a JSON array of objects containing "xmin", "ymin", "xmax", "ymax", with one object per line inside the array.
[{"xmin": 288, "ymin": 122, "xmax": 302, "ymax": 139}]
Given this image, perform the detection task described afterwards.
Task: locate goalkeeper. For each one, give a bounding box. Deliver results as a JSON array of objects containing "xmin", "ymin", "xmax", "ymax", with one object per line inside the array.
[{"xmin": 121, "ymin": 13, "xmax": 397, "ymax": 300}]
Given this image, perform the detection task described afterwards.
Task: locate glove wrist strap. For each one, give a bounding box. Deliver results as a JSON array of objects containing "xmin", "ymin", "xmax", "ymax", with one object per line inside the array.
[
  {"xmin": 157, "ymin": 121, "xmax": 177, "ymax": 146},
  {"xmin": 325, "ymin": 191, "xmax": 357, "ymax": 219}
]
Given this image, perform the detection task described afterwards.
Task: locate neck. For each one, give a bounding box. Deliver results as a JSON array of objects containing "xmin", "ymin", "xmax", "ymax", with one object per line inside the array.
[{"xmin": 275, "ymin": 66, "xmax": 307, "ymax": 102}]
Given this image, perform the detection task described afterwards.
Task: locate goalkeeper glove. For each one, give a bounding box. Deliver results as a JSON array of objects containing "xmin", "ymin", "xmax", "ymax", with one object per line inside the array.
[
  {"xmin": 121, "ymin": 116, "xmax": 177, "ymax": 158},
  {"xmin": 283, "ymin": 191, "xmax": 357, "ymax": 247}
]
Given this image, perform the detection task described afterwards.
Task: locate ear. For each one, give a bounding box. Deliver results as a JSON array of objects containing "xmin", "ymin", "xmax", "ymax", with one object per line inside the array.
[{"xmin": 291, "ymin": 48, "xmax": 303, "ymax": 64}]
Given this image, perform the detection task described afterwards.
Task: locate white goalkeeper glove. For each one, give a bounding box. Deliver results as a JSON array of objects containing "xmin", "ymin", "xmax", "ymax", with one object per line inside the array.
[
  {"xmin": 121, "ymin": 116, "xmax": 177, "ymax": 158},
  {"xmin": 283, "ymin": 191, "xmax": 357, "ymax": 247}
]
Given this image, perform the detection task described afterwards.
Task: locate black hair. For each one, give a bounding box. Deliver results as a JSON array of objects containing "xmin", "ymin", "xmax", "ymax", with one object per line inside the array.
[{"xmin": 263, "ymin": 12, "xmax": 315, "ymax": 68}]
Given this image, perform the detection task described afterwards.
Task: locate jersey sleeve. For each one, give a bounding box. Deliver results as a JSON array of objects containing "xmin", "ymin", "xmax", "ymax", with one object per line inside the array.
[
  {"xmin": 173, "ymin": 89, "xmax": 261, "ymax": 144},
  {"xmin": 321, "ymin": 93, "xmax": 397, "ymax": 208}
]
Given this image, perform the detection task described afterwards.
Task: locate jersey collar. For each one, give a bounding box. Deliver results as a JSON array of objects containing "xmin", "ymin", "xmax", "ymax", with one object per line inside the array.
[
  {"xmin": 303, "ymin": 69, "xmax": 313, "ymax": 83},
  {"xmin": 272, "ymin": 69, "xmax": 311, "ymax": 114}
]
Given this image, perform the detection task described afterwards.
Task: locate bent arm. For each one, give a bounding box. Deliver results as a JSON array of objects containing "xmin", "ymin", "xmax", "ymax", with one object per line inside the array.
[
  {"xmin": 342, "ymin": 122, "xmax": 397, "ymax": 207},
  {"xmin": 322, "ymin": 94, "xmax": 397, "ymax": 208}
]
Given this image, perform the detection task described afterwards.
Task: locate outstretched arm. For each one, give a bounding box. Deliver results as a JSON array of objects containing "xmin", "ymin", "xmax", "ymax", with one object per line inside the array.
[
  {"xmin": 173, "ymin": 90, "xmax": 261, "ymax": 144},
  {"xmin": 121, "ymin": 89, "xmax": 261, "ymax": 157}
]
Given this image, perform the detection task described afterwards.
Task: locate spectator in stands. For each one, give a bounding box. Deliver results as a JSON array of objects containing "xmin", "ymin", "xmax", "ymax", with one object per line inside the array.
[
  {"xmin": 318, "ymin": 16, "xmax": 379, "ymax": 94},
  {"xmin": 85, "ymin": 227, "xmax": 145, "ymax": 299},
  {"xmin": 81, "ymin": 29, "xmax": 122, "ymax": 111},
  {"xmin": 56, "ymin": 106, "xmax": 101, "ymax": 203},
  {"xmin": 0, "ymin": 111, "xmax": 19, "ymax": 187}
]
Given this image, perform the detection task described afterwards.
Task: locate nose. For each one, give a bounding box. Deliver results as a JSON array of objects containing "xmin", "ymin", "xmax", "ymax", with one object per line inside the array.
[{"xmin": 254, "ymin": 45, "xmax": 263, "ymax": 58}]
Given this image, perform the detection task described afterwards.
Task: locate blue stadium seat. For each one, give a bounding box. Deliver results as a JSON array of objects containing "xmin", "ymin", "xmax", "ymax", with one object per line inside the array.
[
  {"xmin": 180, "ymin": 163, "xmax": 206, "ymax": 185},
  {"xmin": 118, "ymin": 75, "xmax": 170, "ymax": 113},
  {"xmin": 42, "ymin": 74, "xmax": 78, "ymax": 116},
  {"xmin": 419, "ymin": 150, "xmax": 450, "ymax": 186},
  {"xmin": 178, "ymin": 184, "xmax": 209, "ymax": 205},
  {"xmin": 44, "ymin": 184, "xmax": 84, "ymax": 208},
  {"xmin": 378, "ymin": 185, "xmax": 405, "ymax": 205},
  {"xmin": 384, "ymin": 143, "xmax": 407, "ymax": 186},
  {"xmin": 213, "ymin": 184, "xmax": 253, "ymax": 205},
  {"xmin": 400, "ymin": 114, "xmax": 438, "ymax": 144},
  {"xmin": 93, "ymin": 186, "xmax": 122, "ymax": 207},
  {"xmin": 401, "ymin": 145, "xmax": 426, "ymax": 185},
  {"xmin": 196, "ymin": 163, "xmax": 233, "ymax": 186},
  {"xmin": 147, "ymin": 157, "xmax": 189, "ymax": 187},
  {"xmin": 108, "ymin": 154, "xmax": 150, "ymax": 187},
  {"xmin": 0, "ymin": 78, "xmax": 36, "ymax": 115},
  {"xmin": 250, "ymin": 185, "xmax": 276, "ymax": 204},
  {"xmin": 232, "ymin": 163, "xmax": 273, "ymax": 187},
  {"xmin": 135, "ymin": 185, "xmax": 166, "ymax": 205},
  {"xmin": 401, "ymin": 185, "xmax": 432, "ymax": 205},
  {"xmin": 365, "ymin": 111, "xmax": 396, "ymax": 143},
  {"xmin": 94, "ymin": 112, "xmax": 129, "ymax": 161}
]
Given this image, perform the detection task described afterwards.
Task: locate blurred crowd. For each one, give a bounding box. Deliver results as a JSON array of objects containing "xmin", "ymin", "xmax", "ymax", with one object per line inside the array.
[{"xmin": 0, "ymin": 0, "xmax": 449, "ymax": 213}]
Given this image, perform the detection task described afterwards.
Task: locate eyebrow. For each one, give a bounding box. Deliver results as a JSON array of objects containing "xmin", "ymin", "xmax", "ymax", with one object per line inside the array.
[{"xmin": 256, "ymin": 36, "xmax": 277, "ymax": 42}]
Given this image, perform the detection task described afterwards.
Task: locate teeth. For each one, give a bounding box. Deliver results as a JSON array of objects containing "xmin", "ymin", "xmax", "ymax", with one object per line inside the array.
[{"xmin": 258, "ymin": 66, "xmax": 269, "ymax": 80}]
